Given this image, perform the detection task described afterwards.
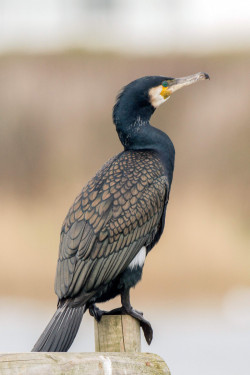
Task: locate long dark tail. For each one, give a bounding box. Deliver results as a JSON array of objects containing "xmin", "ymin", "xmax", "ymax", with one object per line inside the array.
[{"xmin": 32, "ymin": 303, "xmax": 86, "ymax": 352}]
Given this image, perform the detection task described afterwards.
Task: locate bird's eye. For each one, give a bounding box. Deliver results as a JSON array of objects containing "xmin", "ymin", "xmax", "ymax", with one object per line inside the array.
[{"xmin": 162, "ymin": 81, "xmax": 168, "ymax": 87}]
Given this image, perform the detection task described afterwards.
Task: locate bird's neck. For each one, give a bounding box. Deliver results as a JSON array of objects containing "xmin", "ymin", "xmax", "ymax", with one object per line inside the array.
[{"xmin": 114, "ymin": 115, "xmax": 175, "ymax": 186}]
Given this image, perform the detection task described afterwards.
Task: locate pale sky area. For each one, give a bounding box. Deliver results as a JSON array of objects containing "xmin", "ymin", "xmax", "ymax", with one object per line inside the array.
[{"xmin": 0, "ymin": 0, "xmax": 250, "ymax": 53}]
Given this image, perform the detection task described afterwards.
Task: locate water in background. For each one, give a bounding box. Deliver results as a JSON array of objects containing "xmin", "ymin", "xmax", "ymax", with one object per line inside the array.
[{"xmin": 1, "ymin": 290, "xmax": 250, "ymax": 375}]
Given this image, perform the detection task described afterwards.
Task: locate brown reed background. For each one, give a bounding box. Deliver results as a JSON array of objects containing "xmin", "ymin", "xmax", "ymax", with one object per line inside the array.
[{"xmin": 0, "ymin": 52, "xmax": 249, "ymax": 305}]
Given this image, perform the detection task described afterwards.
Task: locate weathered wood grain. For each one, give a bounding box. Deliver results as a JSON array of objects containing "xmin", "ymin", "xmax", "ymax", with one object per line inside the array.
[
  {"xmin": 0, "ymin": 353, "xmax": 170, "ymax": 375},
  {"xmin": 94, "ymin": 315, "xmax": 141, "ymax": 352}
]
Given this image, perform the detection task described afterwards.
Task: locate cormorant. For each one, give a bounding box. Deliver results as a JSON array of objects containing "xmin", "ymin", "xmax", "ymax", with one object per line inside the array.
[{"xmin": 32, "ymin": 72, "xmax": 209, "ymax": 352}]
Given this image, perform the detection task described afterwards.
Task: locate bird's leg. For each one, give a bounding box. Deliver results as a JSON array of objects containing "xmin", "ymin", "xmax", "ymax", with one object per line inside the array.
[
  {"xmin": 120, "ymin": 289, "xmax": 153, "ymax": 345},
  {"xmin": 89, "ymin": 291, "xmax": 153, "ymax": 345}
]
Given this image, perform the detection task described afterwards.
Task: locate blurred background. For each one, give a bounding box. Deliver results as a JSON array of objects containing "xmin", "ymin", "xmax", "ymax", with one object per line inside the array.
[{"xmin": 0, "ymin": 1, "xmax": 250, "ymax": 374}]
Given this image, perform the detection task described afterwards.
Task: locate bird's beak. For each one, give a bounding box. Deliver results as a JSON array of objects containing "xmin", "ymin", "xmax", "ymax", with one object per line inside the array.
[{"xmin": 168, "ymin": 72, "xmax": 210, "ymax": 94}]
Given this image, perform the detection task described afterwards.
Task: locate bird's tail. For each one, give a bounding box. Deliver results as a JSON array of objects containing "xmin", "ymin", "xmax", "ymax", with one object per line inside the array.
[{"xmin": 32, "ymin": 302, "xmax": 86, "ymax": 352}]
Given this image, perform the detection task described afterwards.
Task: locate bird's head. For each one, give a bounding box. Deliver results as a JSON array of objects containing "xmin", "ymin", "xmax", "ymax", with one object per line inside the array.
[
  {"xmin": 148, "ymin": 72, "xmax": 210, "ymax": 108},
  {"xmin": 113, "ymin": 72, "xmax": 209, "ymax": 151},
  {"xmin": 113, "ymin": 72, "xmax": 210, "ymax": 126}
]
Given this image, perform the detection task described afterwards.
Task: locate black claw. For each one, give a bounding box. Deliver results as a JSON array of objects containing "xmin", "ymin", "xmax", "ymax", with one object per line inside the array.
[{"xmin": 89, "ymin": 305, "xmax": 103, "ymax": 322}]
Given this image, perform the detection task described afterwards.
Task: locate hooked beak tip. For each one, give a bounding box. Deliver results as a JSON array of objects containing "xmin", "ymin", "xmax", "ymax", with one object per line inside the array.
[
  {"xmin": 201, "ymin": 72, "xmax": 210, "ymax": 80},
  {"xmin": 167, "ymin": 71, "xmax": 210, "ymax": 95}
]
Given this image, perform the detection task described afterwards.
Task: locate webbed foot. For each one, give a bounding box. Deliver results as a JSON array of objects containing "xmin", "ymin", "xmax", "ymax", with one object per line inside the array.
[
  {"xmin": 89, "ymin": 291, "xmax": 153, "ymax": 345},
  {"xmin": 121, "ymin": 304, "xmax": 153, "ymax": 345},
  {"xmin": 121, "ymin": 289, "xmax": 153, "ymax": 344}
]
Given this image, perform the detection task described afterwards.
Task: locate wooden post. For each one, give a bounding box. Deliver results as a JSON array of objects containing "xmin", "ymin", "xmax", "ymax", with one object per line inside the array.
[
  {"xmin": 94, "ymin": 315, "xmax": 141, "ymax": 352},
  {"xmin": 0, "ymin": 353, "xmax": 170, "ymax": 375},
  {"xmin": 0, "ymin": 315, "xmax": 171, "ymax": 374}
]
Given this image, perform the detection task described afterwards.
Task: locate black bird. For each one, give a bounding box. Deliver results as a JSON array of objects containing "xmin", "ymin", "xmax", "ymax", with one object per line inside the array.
[{"xmin": 32, "ymin": 72, "xmax": 209, "ymax": 352}]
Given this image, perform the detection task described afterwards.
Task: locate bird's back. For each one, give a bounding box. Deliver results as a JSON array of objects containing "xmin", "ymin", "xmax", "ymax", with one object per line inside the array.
[{"xmin": 55, "ymin": 150, "xmax": 169, "ymax": 303}]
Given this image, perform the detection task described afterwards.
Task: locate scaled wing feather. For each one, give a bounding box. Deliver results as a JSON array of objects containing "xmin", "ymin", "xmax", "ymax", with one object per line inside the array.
[{"xmin": 55, "ymin": 151, "xmax": 169, "ymax": 301}]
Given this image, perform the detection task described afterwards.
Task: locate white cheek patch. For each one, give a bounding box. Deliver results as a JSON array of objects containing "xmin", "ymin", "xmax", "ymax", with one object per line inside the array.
[
  {"xmin": 149, "ymin": 86, "xmax": 170, "ymax": 108},
  {"xmin": 128, "ymin": 246, "xmax": 146, "ymax": 270}
]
